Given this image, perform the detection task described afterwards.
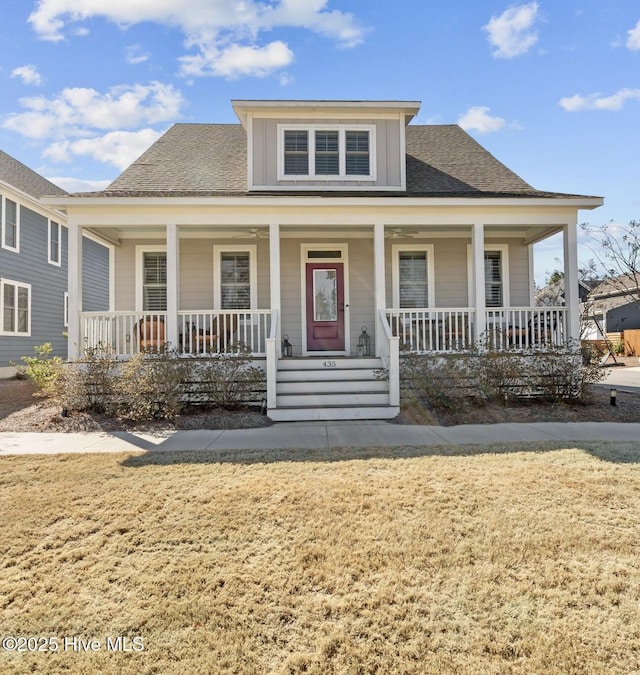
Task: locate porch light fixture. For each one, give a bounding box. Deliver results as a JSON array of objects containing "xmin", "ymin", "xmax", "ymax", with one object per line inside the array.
[
  {"xmin": 357, "ymin": 326, "xmax": 371, "ymax": 357},
  {"xmin": 610, "ymin": 388, "xmax": 617, "ymax": 406},
  {"xmin": 282, "ymin": 335, "xmax": 293, "ymax": 358}
]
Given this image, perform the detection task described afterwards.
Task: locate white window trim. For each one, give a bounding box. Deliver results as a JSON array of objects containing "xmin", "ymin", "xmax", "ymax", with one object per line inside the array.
[
  {"xmin": 213, "ymin": 244, "xmax": 258, "ymax": 311},
  {"xmin": 0, "ymin": 278, "xmax": 31, "ymax": 336},
  {"xmin": 1, "ymin": 196, "xmax": 20, "ymax": 253},
  {"xmin": 277, "ymin": 124, "xmax": 377, "ymax": 181},
  {"xmin": 48, "ymin": 219, "xmax": 62, "ymax": 266},
  {"xmin": 135, "ymin": 245, "xmax": 167, "ymax": 312},
  {"xmin": 466, "ymin": 243, "xmax": 510, "ymax": 307},
  {"xmin": 63, "ymin": 291, "xmax": 69, "ymax": 327},
  {"xmin": 391, "ymin": 244, "xmax": 436, "ymax": 308}
]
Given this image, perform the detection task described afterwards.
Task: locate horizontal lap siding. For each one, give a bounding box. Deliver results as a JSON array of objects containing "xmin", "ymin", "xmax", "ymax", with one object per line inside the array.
[
  {"xmin": 280, "ymin": 239, "xmax": 375, "ymax": 356},
  {"xmin": 0, "ymin": 205, "xmax": 67, "ymax": 366},
  {"xmin": 82, "ymin": 237, "xmax": 110, "ymax": 312},
  {"xmin": 115, "ymin": 237, "xmax": 270, "ymax": 312}
]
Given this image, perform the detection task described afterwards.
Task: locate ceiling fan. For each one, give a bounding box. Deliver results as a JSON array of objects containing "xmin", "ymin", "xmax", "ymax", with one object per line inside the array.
[
  {"xmin": 233, "ymin": 227, "xmax": 269, "ymax": 239},
  {"xmin": 385, "ymin": 228, "xmax": 421, "ymax": 239}
]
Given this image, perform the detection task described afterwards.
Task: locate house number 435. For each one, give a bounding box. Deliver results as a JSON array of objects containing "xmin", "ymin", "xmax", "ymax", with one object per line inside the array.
[{"xmin": 322, "ymin": 360, "xmax": 337, "ymax": 368}]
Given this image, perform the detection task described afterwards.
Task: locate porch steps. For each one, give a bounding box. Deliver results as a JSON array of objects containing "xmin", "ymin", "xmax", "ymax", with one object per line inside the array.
[{"xmin": 268, "ymin": 357, "xmax": 399, "ymax": 422}]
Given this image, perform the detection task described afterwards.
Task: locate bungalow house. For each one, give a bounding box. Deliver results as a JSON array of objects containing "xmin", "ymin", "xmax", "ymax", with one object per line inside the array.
[
  {"xmin": 582, "ymin": 274, "xmax": 640, "ymax": 340},
  {"xmin": 45, "ymin": 100, "xmax": 602, "ymax": 420},
  {"xmin": 0, "ymin": 150, "xmax": 112, "ymax": 376}
]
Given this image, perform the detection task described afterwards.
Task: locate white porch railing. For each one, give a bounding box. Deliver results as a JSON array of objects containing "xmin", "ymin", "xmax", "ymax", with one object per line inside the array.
[
  {"xmin": 485, "ymin": 307, "xmax": 567, "ymax": 350},
  {"xmin": 384, "ymin": 307, "xmax": 567, "ymax": 353},
  {"xmin": 385, "ymin": 308, "xmax": 475, "ymax": 353},
  {"xmin": 378, "ymin": 309, "xmax": 400, "ymax": 406},
  {"xmin": 80, "ymin": 310, "xmax": 272, "ymax": 357}
]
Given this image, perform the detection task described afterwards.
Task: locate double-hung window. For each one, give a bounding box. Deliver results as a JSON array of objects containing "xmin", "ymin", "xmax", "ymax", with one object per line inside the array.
[
  {"xmin": 392, "ymin": 245, "xmax": 435, "ymax": 309},
  {"xmin": 1, "ymin": 279, "xmax": 30, "ymax": 335},
  {"xmin": 280, "ymin": 125, "xmax": 375, "ymax": 180},
  {"xmin": 49, "ymin": 220, "xmax": 61, "ymax": 265},
  {"xmin": 142, "ymin": 251, "xmax": 167, "ymax": 311},
  {"xmin": 484, "ymin": 251, "xmax": 503, "ymax": 307},
  {"xmin": 1, "ymin": 196, "xmax": 19, "ymax": 252},
  {"xmin": 213, "ymin": 245, "xmax": 257, "ymax": 315}
]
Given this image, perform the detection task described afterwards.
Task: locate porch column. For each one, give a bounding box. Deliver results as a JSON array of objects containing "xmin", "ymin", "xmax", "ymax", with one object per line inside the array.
[
  {"xmin": 166, "ymin": 223, "xmax": 179, "ymax": 349},
  {"xmin": 472, "ymin": 222, "xmax": 486, "ymax": 343},
  {"xmin": 373, "ymin": 223, "xmax": 386, "ymax": 357},
  {"xmin": 563, "ymin": 218, "xmax": 580, "ymax": 342},
  {"xmin": 67, "ymin": 217, "xmax": 83, "ymax": 360},
  {"xmin": 269, "ymin": 223, "xmax": 281, "ymax": 341}
]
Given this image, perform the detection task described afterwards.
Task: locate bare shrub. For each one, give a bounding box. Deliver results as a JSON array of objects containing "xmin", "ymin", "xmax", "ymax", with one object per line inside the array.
[
  {"xmin": 113, "ymin": 346, "xmax": 195, "ymax": 420},
  {"xmin": 194, "ymin": 344, "xmax": 266, "ymax": 410},
  {"xmin": 402, "ymin": 340, "xmax": 607, "ymax": 410}
]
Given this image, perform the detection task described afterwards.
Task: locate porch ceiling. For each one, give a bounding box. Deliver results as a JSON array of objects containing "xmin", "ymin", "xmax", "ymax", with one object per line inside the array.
[{"xmin": 87, "ymin": 222, "xmax": 563, "ymax": 244}]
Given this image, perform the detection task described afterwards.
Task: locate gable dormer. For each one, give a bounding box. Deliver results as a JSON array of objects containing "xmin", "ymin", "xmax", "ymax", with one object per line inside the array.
[{"xmin": 232, "ymin": 100, "xmax": 420, "ymax": 192}]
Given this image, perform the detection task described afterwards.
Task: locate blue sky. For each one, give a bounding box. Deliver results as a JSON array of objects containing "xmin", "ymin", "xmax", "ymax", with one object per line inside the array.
[{"xmin": 1, "ymin": 1, "xmax": 639, "ymax": 284}]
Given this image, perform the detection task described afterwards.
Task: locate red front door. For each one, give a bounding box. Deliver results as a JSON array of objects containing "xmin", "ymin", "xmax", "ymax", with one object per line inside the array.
[{"xmin": 306, "ymin": 262, "xmax": 345, "ymax": 351}]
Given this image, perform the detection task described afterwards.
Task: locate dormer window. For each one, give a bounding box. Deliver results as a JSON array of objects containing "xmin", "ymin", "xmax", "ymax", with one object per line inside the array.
[{"xmin": 279, "ymin": 125, "xmax": 375, "ymax": 180}]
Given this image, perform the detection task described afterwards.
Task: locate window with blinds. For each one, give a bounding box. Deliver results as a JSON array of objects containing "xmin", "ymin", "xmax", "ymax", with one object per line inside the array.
[
  {"xmin": 315, "ymin": 131, "xmax": 339, "ymax": 175},
  {"xmin": 143, "ymin": 252, "xmax": 167, "ymax": 311},
  {"xmin": 484, "ymin": 251, "xmax": 503, "ymax": 307},
  {"xmin": 346, "ymin": 130, "xmax": 370, "ymax": 175},
  {"xmin": 284, "ymin": 130, "xmax": 309, "ymax": 175},
  {"xmin": 281, "ymin": 126, "xmax": 374, "ymax": 179},
  {"xmin": 220, "ymin": 252, "xmax": 251, "ymax": 309},
  {"xmin": 399, "ymin": 252, "xmax": 429, "ymax": 308}
]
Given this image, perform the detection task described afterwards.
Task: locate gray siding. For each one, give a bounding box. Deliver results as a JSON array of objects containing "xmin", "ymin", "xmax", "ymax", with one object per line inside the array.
[
  {"xmin": 0, "ymin": 203, "xmax": 67, "ymax": 366},
  {"xmin": 82, "ymin": 237, "xmax": 110, "ymax": 312},
  {"xmin": 0, "ymin": 199, "xmax": 111, "ymax": 367},
  {"xmin": 251, "ymin": 118, "xmax": 403, "ymax": 189}
]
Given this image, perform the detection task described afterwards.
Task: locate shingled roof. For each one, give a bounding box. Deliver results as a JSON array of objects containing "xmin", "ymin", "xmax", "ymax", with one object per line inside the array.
[
  {"xmin": 0, "ymin": 149, "xmax": 66, "ymax": 198},
  {"xmin": 96, "ymin": 122, "xmax": 591, "ymax": 199}
]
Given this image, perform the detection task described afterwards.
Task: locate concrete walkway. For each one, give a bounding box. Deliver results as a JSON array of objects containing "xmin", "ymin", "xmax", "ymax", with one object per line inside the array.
[{"xmin": 1, "ymin": 421, "xmax": 640, "ymax": 456}]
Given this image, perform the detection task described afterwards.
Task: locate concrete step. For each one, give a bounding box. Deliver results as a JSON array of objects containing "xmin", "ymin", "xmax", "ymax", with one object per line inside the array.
[
  {"xmin": 277, "ymin": 368, "xmax": 384, "ymax": 382},
  {"xmin": 278, "ymin": 357, "xmax": 382, "ymax": 371},
  {"xmin": 268, "ymin": 405, "xmax": 400, "ymax": 422},
  {"xmin": 276, "ymin": 392, "xmax": 390, "ymax": 407},
  {"xmin": 276, "ymin": 379, "xmax": 388, "ymax": 394}
]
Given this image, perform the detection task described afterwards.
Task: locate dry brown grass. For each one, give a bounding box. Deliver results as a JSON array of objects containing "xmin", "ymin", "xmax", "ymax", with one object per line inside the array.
[{"xmin": 1, "ymin": 443, "xmax": 640, "ymax": 674}]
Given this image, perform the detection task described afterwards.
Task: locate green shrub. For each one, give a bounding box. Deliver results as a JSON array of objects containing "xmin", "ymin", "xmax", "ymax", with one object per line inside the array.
[{"xmin": 13, "ymin": 343, "xmax": 64, "ymax": 396}]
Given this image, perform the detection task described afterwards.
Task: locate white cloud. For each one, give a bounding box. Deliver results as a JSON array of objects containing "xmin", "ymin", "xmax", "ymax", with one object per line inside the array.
[
  {"xmin": 180, "ymin": 40, "xmax": 294, "ymax": 78},
  {"xmin": 483, "ymin": 2, "xmax": 540, "ymax": 58},
  {"xmin": 627, "ymin": 20, "xmax": 640, "ymax": 50},
  {"xmin": 11, "ymin": 64, "xmax": 42, "ymax": 86},
  {"xmin": 458, "ymin": 106, "xmax": 506, "ymax": 133},
  {"xmin": 126, "ymin": 43, "xmax": 151, "ymax": 64},
  {"xmin": 559, "ymin": 89, "xmax": 640, "ymax": 112},
  {"xmin": 44, "ymin": 129, "xmax": 164, "ymax": 170},
  {"xmin": 28, "ymin": 0, "xmax": 365, "ymax": 79},
  {"xmin": 2, "ymin": 81, "xmax": 185, "ymax": 139}
]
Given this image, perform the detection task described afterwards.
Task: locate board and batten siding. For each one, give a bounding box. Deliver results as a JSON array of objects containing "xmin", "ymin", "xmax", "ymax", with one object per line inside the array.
[{"xmin": 251, "ymin": 118, "xmax": 402, "ymax": 189}]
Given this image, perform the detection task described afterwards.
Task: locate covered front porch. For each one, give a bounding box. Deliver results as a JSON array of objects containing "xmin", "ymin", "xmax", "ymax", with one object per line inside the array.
[{"xmin": 64, "ymin": 199, "xmax": 584, "ymax": 420}]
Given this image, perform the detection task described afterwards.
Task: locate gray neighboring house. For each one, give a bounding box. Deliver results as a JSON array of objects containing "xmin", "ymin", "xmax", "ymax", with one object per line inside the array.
[
  {"xmin": 0, "ymin": 150, "xmax": 112, "ymax": 374},
  {"xmin": 583, "ymin": 274, "xmax": 640, "ymax": 339}
]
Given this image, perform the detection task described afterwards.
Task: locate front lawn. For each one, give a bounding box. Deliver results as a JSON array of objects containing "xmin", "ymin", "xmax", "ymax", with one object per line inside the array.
[{"xmin": 1, "ymin": 443, "xmax": 639, "ymax": 673}]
